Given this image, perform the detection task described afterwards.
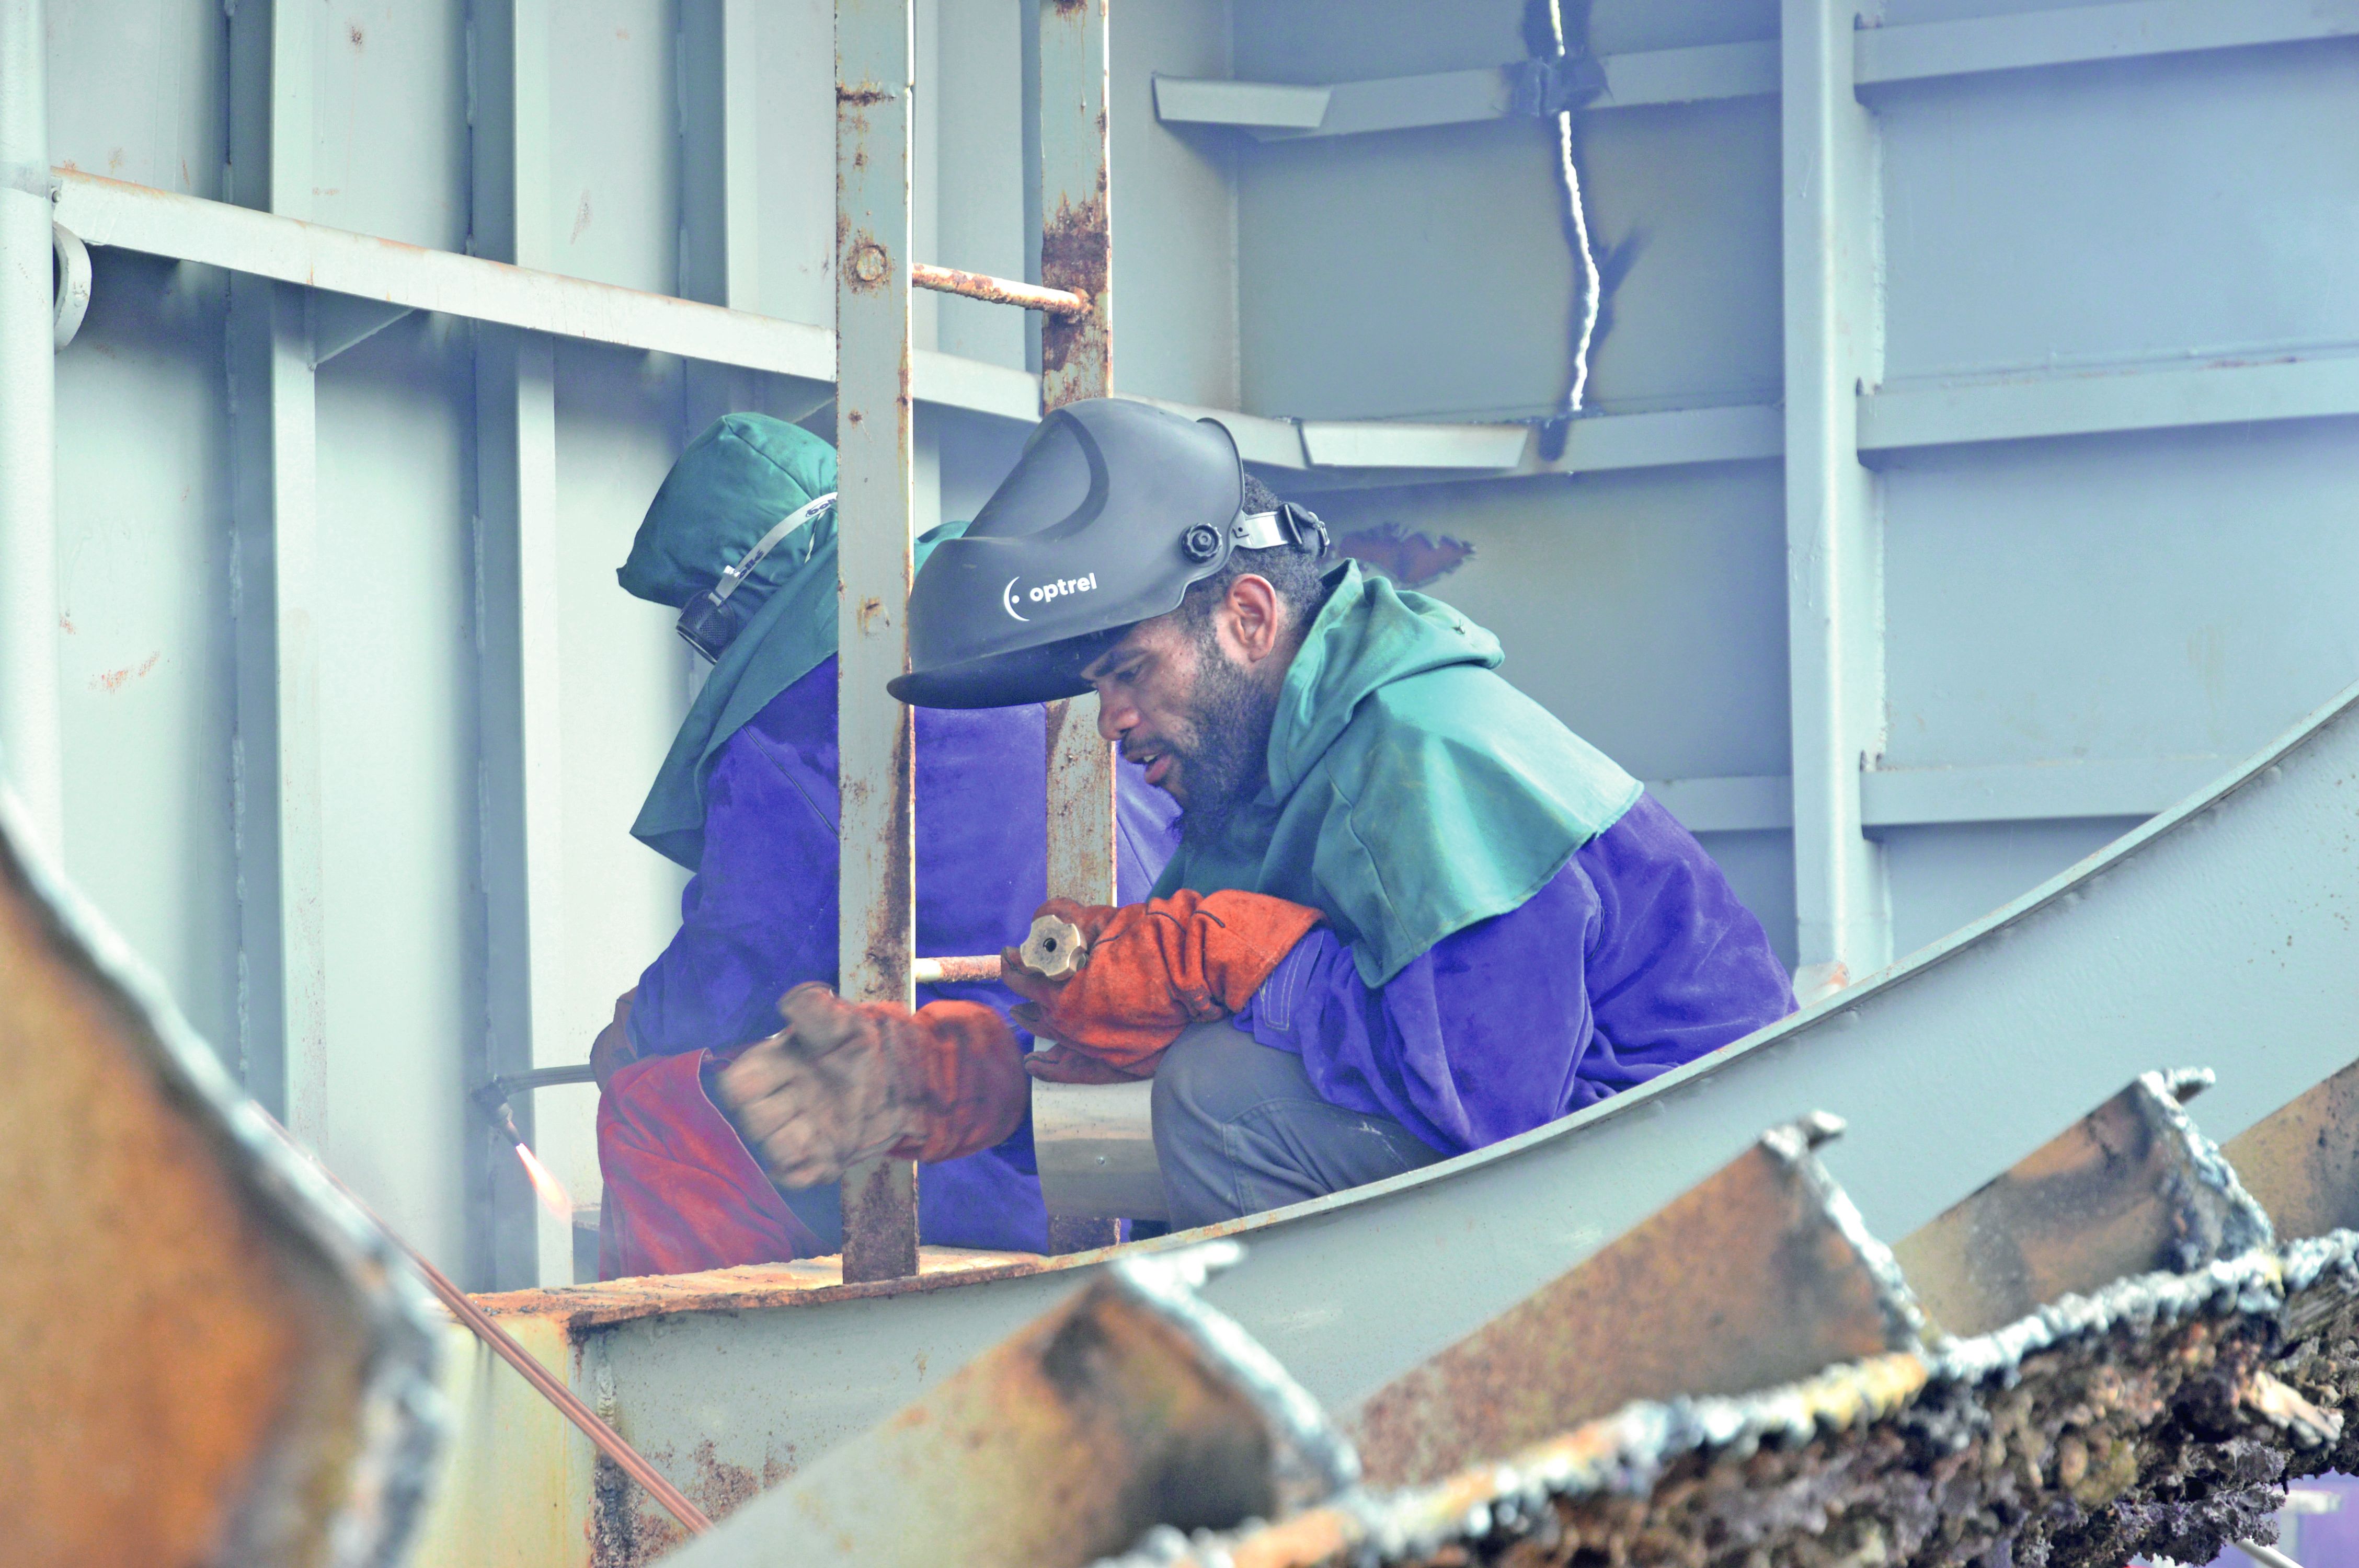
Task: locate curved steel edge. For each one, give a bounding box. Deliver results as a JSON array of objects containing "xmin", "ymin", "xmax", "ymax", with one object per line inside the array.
[{"xmin": 0, "ymin": 784, "xmax": 447, "ymax": 1567}]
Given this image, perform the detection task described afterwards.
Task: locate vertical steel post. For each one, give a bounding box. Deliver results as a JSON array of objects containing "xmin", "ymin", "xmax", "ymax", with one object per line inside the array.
[
  {"xmin": 836, "ymin": 0, "xmax": 922, "ymax": 1284},
  {"xmin": 681, "ymin": 0, "xmax": 764, "ymax": 434},
  {"xmin": 1038, "ymin": 0, "xmax": 1121, "ymax": 1255},
  {"xmin": 470, "ymin": 0, "xmax": 563, "ymax": 1290},
  {"xmin": 0, "ymin": 0, "xmax": 62, "ymax": 856},
  {"xmin": 1781, "ymin": 0, "xmax": 1891, "ymax": 980},
  {"xmin": 227, "ymin": 0, "xmax": 329, "ymax": 1138}
]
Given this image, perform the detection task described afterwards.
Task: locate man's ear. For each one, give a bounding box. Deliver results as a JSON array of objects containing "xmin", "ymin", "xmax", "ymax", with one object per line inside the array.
[{"xmin": 1222, "ymin": 574, "xmax": 1285, "ymax": 664}]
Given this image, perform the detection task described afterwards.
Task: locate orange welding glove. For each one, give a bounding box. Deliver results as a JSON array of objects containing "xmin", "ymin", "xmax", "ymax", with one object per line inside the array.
[
  {"xmin": 1002, "ymin": 890, "xmax": 1325, "ymax": 1081},
  {"xmin": 711, "ymin": 984, "xmax": 1026, "ymax": 1190}
]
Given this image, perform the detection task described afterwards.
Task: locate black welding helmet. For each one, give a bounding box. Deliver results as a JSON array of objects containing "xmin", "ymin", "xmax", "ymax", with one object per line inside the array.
[{"xmin": 889, "ymin": 397, "xmax": 1328, "ymax": 708}]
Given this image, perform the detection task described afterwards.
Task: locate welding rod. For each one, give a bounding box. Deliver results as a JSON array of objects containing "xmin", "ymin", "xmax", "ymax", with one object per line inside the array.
[
  {"xmin": 910, "ymin": 262, "xmax": 1090, "ymax": 318},
  {"xmin": 270, "ymin": 1116, "xmax": 715, "ymax": 1537}
]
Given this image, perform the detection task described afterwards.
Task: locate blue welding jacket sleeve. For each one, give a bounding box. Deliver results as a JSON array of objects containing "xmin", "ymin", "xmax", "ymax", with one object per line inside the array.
[
  {"xmin": 1232, "ymin": 792, "xmax": 1796, "ymax": 1156},
  {"xmin": 622, "ymin": 654, "xmax": 1181, "ymax": 1250}
]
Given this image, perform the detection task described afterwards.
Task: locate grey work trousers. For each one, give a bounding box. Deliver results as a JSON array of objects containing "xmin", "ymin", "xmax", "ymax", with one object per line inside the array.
[{"xmin": 1151, "ymin": 1019, "xmax": 1444, "ymax": 1229}]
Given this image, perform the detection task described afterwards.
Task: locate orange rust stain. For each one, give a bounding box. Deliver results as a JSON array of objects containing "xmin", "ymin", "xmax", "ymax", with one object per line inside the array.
[
  {"xmin": 92, "ymin": 652, "xmax": 161, "ymax": 694},
  {"xmin": 0, "ymin": 836, "xmax": 367, "ymax": 1564},
  {"xmin": 857, "ymin": 597, "xmax": 886, "ymax": 635}
]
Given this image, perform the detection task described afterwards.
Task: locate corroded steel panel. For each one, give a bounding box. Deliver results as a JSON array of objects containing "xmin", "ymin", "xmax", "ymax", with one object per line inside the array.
[
  {"xmin": 1117, "ymin": 1233, "xmax": 2359, "ymax": 1568},
  {"xmin": 660, "ymin": 1244, "xmax": 1352, "ymax": 1568},
  {"xmin": 1346, "ymin": 1115, "xmax": 1920, "ymax": 1488},
  {"xmin": 1894, "ymin": 1069, "xmax": 2273, "ymax": 1338},
  {"xmin": 0, "ymin": 802, "xmax": 440, "ymax": 1564},
  {"xmin": 2223, "ymin": 1055, "xmax": 2359, "ymax": 1244}
]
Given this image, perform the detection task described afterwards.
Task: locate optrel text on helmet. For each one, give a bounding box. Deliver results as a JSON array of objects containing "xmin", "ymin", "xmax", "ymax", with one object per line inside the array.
[{"xmin": 1027, "ymin": 573, "xmax": 1097, "ymax": 603}]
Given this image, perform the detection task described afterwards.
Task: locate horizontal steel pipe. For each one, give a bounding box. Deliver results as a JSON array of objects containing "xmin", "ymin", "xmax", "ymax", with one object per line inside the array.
[
  {"xmin": 912, "ymin": 953, "xmax": 1003, "ymax": 985},
  {"xmin": 910, "ymin": 262, "xmax": 1089, "ymax": 318}
]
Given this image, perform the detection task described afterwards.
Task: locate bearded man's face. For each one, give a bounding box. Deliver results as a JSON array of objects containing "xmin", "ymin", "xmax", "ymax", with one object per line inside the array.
[{"xmin": 1081, "ymin": 608, "xmax": 1282, "ymax": 829}]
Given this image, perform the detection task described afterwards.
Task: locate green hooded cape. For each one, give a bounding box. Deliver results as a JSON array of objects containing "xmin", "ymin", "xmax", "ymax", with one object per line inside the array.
[
  {"xmin": 619, "ymin": 412, "xmax": 964, "ymax": 871},
  {"xmin": 1149, "ymin": 562, "xmax": 1642, "ymax": 986}
]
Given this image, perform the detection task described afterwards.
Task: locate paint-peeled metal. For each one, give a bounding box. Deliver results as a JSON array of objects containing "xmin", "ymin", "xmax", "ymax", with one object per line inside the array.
[
  {"xmin": 1894, "ymin": 1068, "xmax": 2276, "ymax": 1338},
  {"xmin": 0, "ymin": 774, "xmax": 442, "ymax": 1564},
  {"xmin": 1346, "ymin": 1114, "xmax": 1921, "ymax": 1488},
  {"xmin": 659, "ymin": 1243, "xmax": 1352, "ymax": 1568}
]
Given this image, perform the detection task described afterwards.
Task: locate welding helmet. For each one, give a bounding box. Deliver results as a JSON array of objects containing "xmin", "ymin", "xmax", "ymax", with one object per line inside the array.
[{"xmin": 889, "ymin": 397, "xmax": 1329, "ymax": 708}]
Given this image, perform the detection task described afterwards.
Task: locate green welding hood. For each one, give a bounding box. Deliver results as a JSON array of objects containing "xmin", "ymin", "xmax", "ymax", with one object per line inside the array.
[{"xmin": 889, "ymin": 397, "xmax": 1324, "ymax": 708}]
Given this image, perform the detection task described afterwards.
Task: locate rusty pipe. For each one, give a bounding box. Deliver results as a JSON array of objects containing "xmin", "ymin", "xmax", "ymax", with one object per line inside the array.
[
  {"xmin": 913, "ymin": 916, "xmax": 1091, "ymax": 987},
  {"xmin": 913, "ymin": 953, "xmax": 1003, "ymax": 986},
  {"xmin": 271, "ymin": 1116, "xmax": 715, "ymax": 1537},
  {"xmin": 910, "ymin": 262, "xmax": 1090, "ymax": 319}
]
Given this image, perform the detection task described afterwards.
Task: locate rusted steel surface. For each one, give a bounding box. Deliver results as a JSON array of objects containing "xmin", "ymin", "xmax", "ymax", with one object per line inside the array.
[
  {"xmin": 661, "ymin": 1243, "xmax": 1353, "ymax": 1568},
  {"xmin": 2224, "ymin": 1055, "xmax": 2359, "ymax": 1243},
  {"xmin": 1110, "ymin": 1232, "xmax": 2359, "ymax": 1568},
  {"xmin": 911, "ymin": 260, "xmax": 1089, "ymax": 317},
  {"xmin": 1346, "ymin": 1114, "xmax": 1922, "ymax": 1489},
  {"xmin": 1037, "ymin": 0, "xmax": 1110, "ymax": 410},
  {"xmin": 834, "ymin": 0, "xmax": 921, "ymax": 1283},
  {"xmin": 0, "ymin": 797, "xmax": 440, "ymax": 1564},
  {"xmin": 1894, "ymin": 1070, "xmax": 2274, "ymax": 1339},
  {"xmin": 913, "ymin": 952, "xmax": 1003, "ymax": 985},
  {"xmin": 471, "ymin": 1244, "xmax": 1079, "ymax": 1332}
]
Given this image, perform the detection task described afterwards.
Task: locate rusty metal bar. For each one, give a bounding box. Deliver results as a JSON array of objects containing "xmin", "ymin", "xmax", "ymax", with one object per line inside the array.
[
  {"xmin": 834, "ymin": 0, "xmax": 921, "ymax": 1283},
  {"xmin": 1890, "ymin": 1068, "xmax": 2272, "ymax": 1339},
  {"xmin": 1343, "ymin": 1113, "xmax": 1921, "ymax": 1489},
  {"xmin": 1036, "ymin": 0, "xmax": 1123, "ymax": 1255},
  {"xmin": 657, "ymin": 1243, "xmax": 1353, "ymax": 1568},
  {"xmin": 911, "ymin": 261, "xmax": 1088, "ymax": 317},
  {"xmin": 290, "ymin": 1133, "xmax": 714, "ymax": 1538},
  {"xmin": 912, "ymin": 953, "xmax": 1003, "ymax": 986}
]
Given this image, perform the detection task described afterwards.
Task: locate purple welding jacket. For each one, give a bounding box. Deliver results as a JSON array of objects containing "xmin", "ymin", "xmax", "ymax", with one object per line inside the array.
[
  {"xmin": 1233, "ymin": 792, "xmax": 1795, "ymax": 1157},
  {"xmin": 626, "ymin": 654, "xmax": 1180, "ymax": 1252}
]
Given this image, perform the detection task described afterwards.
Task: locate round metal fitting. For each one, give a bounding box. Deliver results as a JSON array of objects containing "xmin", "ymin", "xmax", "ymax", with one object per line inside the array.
[
  {"xmin": 848, "ymin": 243, "xmax": 889, "ymax": 285},
  {"xmin": 1181, "ymin": 523, "xmax": 1222, "ymax": 562},
  {"xmin": 52, "ymin": 223, "xmax": 90, "ymax": 351}
]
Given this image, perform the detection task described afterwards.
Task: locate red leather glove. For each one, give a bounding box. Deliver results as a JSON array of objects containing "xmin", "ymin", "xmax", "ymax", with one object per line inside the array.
[
  {"xmin": 712, "ymin": 984, "xmax": 1026, "ymax": 1189},
  {"xmin": 1002, "ymin": 890, "xmax": 1325, "ymax": 1081}
]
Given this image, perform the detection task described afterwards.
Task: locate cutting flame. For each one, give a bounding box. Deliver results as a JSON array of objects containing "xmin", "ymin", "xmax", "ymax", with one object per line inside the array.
[{"xmin": 513, "ymin": 1140, "xmax": 573, "ymax": 1222}]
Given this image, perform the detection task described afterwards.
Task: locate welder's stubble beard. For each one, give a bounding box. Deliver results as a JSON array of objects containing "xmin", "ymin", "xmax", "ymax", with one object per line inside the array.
[{"xmin": 1166, "ymin": 639, "xmax": 1280, "ymax": 845}]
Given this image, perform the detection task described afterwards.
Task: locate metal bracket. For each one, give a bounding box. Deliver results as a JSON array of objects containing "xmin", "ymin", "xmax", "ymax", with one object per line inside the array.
[
  {"xmin": 1509, "ymin": 53, "xmax": 1608, "ymax": 118},
  {"xmin": 51, "ymin": 223, "xmax": 90, "ymax": 350},
  {"xmin": 308, "ymin": 292, "xmax": 416, "ymax": 366}
]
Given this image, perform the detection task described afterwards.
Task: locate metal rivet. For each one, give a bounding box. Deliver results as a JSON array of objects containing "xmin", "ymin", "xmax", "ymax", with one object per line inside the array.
[{"xmin": 849, "ymin": 243, "xmax": 889, "ymax": 284}]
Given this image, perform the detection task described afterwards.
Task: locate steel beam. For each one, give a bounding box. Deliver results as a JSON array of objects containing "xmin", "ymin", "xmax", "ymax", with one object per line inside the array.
[
  {"xmin": 1891, "ymin": 1071, "xmax": 2272, "ymax": 1339},
  {"xmin": 468, "ymin": 0, "xmax": 567, "ymax": 1292},
  {"xmin": 659, "ymin": 1245, "xmax": 1354, "ymax": 1568},
  {"xmin": 1035, "ymin": 0, "xmax": 1123, "ymax": 1252},
  {"xmin": 835, "ymin": 0, "xmax": 921, "ymax": 1284},
  {"xmin": 2221, "ymin": 1056, "xmax": 2359, "ymax": 1244},
  {"xmin": 0, "ymin": 792, "xmax": 442, "ymax": 1566},
  {"xmin": 1782, "ymin": 0, "xmax": 1890, "ymax": 976},
  {"xmin": 1860, "ymin": 353, "xmax": 2359, "ymax": 454},
  {"xmin": 0, "ymin": 0, "xmax": 61, "ymax": 855},
  {"xmin": 226, "ymin": 0, "xmax": 327, "ymax": 1138},
  {"xmin": 1856, "ymin": 0, "xmax": 2359, "ymax": 87},
  {"xmin": 1346, "ymin": 1114, "xmax": 1920, "ymax": 1488}
]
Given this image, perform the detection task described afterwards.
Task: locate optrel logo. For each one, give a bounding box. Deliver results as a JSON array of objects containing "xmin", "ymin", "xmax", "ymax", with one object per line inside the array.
[{"xmin": 1001, "ymin": 572, "xmax": 1099, "ymax": 622}]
